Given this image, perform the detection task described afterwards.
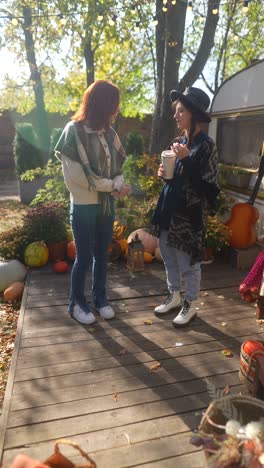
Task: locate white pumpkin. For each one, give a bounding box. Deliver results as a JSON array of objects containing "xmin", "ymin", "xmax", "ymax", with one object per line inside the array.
[
  {"xmin": 0, "ymin": 260, "xmax": 27, "ymax": 292},
  {"xmin": 127, "ymin": 229, "xmax": 158, "ymax": 254}
]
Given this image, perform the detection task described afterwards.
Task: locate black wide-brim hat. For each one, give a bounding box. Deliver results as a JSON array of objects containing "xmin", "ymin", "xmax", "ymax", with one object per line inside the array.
[{"xmin": 170, "ymin": 87, "xmax": 211, "ymax": 123}]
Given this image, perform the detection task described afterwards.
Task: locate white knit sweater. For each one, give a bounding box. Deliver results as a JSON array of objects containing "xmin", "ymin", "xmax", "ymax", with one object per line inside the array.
[{"xmin": 61, "ymin": 155, "xmax": 124, "ymax": 205}]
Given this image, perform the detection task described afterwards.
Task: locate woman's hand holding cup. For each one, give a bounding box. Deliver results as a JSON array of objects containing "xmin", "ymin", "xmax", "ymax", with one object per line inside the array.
[{"xmin": 158, "ymin": 163, "xmax": 165, "ymax": 178}]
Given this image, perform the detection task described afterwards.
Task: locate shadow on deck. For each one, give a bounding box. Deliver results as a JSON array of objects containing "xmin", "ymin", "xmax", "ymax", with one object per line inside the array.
[{"xmin": 0, "ymin": 259, "xmax": 262, "ymax": 467}]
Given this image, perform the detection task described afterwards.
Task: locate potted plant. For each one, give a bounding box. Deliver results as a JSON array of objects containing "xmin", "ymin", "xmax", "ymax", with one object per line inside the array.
[
  {"xmin": 23, "ymin": 202, "xmax": 68, "ymax": 261},
  {"xmin": 218, "ymin": 163, "xmax": 256, "ymax": 189},
  {"xmin": 204, "ymin": 216, "xmax": 230, "ymax": 261},
  {"xmin": 14, "ymin": 123, "xmax": 47, "ymax": 205}
]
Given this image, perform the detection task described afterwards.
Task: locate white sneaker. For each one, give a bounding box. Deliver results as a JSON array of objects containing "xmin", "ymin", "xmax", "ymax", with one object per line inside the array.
[
  {"xmin": 96, "ymin": 305, "xmax": 115, "ymax": 320},
  {"xmin": 154, "ymin": 291, "xmax": 182, "ymax": 315},
  {"xmin": 72, "ymin": 305, "xmax": 96, "ymax": 325},
  {"xmin": 173, "ymin": 300, "xmax": 197, "ymax": 327}
]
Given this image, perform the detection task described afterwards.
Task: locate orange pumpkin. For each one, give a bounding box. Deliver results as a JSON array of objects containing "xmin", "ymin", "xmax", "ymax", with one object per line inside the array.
[
  {"xmin": 53, "ymin": 261, "xmax": 68, "ymax": 274},
  {"xmin": 67, "ymin": 241, "xmax": 76, "ymax": 261},
  {"xmin": 4, "ymin": 281, "xmax": 24, "ymax": 302},
  {"xmin": 127, "ymin": 229, "xmax": 158, "ymax": 254},
  {"xmin": 117, "ymin": 238, "xmax": 128, "ymax": 255},
  {"xmin": 144, "ymin": 252, "xmax": 154, "ymax": 263}
]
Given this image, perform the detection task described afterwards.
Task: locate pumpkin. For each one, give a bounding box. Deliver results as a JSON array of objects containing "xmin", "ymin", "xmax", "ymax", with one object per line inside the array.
[
  {"xmin": 0, "ymin": 260, "xmax": 27, "ymax": 292},
  {"xmin": 67, "ymin": 228, "xmax": 73, "ymax": 242},
  {"xmin": 53, "ymin": 261, "xmax": 68, "ymax": 274},
  {"xmin": 154, "ymin": 247, "xmax": 163, "ymax": 262},
  {"xmin": 24, "ymin": 241, "xmax": 49, "ymax": 267},
  {"xmin": 67, "ymin": 241, "xmax": 76, "ymax": 262},
  {"xmin": 144, "ymin": 252, "xmax": 154, "ymax": 263},
  {"xmin": 116, "ymin": 238, "xmax": 128, "ymax": 255},
  {"xmin": 127, "ymin": 229, "xmax": 158, "ymax": 254},
  {"xmin": 243, "ymin": 340, "xmax": 264, "ymax": 356},
  {"xmin": 4, "ymin": 281, "xmax": 24, "ymax": 302}
]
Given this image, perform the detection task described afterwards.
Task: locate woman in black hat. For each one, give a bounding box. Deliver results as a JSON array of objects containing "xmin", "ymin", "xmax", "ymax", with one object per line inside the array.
[{"xmin": 152, "ymin": 87, "xmax": 219, "ymax": 327}]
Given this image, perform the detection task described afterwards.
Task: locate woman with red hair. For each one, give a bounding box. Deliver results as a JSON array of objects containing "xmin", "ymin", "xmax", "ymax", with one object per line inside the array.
[{"xmin": 55, "ymin": 80, "xmax": 131, "ymax": 324}]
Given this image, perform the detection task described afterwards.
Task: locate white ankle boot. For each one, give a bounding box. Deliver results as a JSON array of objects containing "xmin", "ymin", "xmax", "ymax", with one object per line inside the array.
[
  {"xmin": 154, "ymin": 291, "xmax": 181, "ymax": 315},
  {"xmin": 173, "ymin": 300, "xmax": 197, "ymax": 327}
]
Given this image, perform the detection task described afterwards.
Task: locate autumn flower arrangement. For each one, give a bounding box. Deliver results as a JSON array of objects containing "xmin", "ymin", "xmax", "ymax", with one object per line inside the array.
[
  {"xmin": 205, "ymin": 216, "xmax": 230, "ymax": 251},
  {"xmin": 191, "ymin": 379, "xmax": 264, "ymax": 467}
]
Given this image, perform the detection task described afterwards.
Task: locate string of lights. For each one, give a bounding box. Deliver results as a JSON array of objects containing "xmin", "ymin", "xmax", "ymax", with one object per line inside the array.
[{"xmin": 0, "ymin": 0, "xmax": 256, "ymax": 27}]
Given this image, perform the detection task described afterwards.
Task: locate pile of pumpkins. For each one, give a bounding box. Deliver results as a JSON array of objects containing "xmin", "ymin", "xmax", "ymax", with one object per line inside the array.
[{"xmin": 0, "ymin": 228, "xmax": 162, "ymax": 304}]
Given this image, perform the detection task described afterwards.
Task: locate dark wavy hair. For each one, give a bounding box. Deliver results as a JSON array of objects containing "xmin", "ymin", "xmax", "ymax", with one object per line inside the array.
[
  {"xmin": 172, "ymin": 98, "xmax": 208, "ymax": 148},
  {"xmin": 72, "ymin": 80, "xmax": 120, "ymax": 130}
]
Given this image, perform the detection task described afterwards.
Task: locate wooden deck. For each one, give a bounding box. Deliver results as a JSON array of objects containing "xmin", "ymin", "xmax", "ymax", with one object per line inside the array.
[{"xmin": 0, "ymin": 259, "xmax": 263, "ymax": 467}]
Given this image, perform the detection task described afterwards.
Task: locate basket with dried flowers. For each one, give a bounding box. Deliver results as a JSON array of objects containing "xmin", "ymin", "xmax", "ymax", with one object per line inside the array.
[{"xmin": 191, "ymin": 379, "xmax": 264, "ymax": 467}]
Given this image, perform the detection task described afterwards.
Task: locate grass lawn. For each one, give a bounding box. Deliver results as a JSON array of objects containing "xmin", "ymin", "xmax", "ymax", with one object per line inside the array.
[{"xmin": 0, "ymin": 199, "xmax": 27, "ymax": 413}]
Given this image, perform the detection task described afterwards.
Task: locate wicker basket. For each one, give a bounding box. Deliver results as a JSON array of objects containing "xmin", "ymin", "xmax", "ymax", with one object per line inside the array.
[
  {"xmin": 199, "ymin": 395, "xmax": 264, "ymax": 467},
  {"xmin": 239, "ymin": 341, "xmax": 264, "ymax": 393}
]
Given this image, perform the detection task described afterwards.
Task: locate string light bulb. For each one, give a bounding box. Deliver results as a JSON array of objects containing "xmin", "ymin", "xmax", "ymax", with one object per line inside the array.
[
  {"xmin": 11, "ymin": 17, "xmax": 18, "ymax": 25},
  {"xmin": 131, "ymin": 7, "xmax": 136, "ymax": 15},
  {"xmin": 152, "ymin": 15, "xmax": 158, "ymax": 26},
  {"xmin": 233, "ymin": 34, "xmax": 239, "ymax": 41},
  {"xmin": 171, "ymin": 0, "xmax": 176, "ymax": 4},
  {"xmin": 108, "ymin": 15, "xmax": 117, "ymax": 26},
  {"xmin": 212, "ymin": 8, "xmax": 218, "ymax": 14},
  {"xmin": 162, "ymin": 6, "xmax": 168, "ymax": 12},
  {"xmin": 97, "ymin": 12, "xmax": 103, "ymax": 21},
  {"xmin": 198, "ymin": 16, "xmax": 204, "ymax": 22},
  {"xmin": 134, "ymin": 21, "xmax": 140, "ymax": 32},
  {"xmin": 163, "ymin": 0, "xmax": 168, "ymax": 4},
  {"xmin": 242, "ymin": 1, "xmax": 249, "ymax": 13},
  {"xmin": 187, "ymin": 2, "xmax": 193, "ymax": 11}
]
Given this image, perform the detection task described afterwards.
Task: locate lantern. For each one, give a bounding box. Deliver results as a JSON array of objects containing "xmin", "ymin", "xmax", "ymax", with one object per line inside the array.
[{"xmin": 127, "ymin": 234, "xmax": 144, "ymax": 272}]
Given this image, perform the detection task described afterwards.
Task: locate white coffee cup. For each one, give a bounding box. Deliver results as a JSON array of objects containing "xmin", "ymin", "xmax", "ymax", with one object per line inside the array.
[{"xmin": 161, "ymin": 150, "xmax": 176, "ymax": 179}]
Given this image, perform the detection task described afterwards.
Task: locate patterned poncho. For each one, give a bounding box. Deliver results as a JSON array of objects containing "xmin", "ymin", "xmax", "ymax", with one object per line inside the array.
[{"xmin": 152, "ymin": 131, "xmax": 219, "ymax": 264}]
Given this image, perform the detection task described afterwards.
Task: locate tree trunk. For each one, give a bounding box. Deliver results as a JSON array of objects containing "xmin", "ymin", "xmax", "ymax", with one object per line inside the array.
[
  {"xmin": 23, "ymin": 6, "xmax": 50, "ymax": 155},
  {"xmin": 150, "ymin": 0, "xmax": 187, "ymax": 154},
  {"xmin": 150, "ymin": 0, "xmax": 220, "ymax": 155},
  {"xmin": 83, "ymin": 36, "xmax": 95, "ymax": 86}
]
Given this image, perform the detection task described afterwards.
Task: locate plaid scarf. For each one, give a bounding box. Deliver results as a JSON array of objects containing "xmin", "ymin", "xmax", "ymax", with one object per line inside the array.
[{"xmin": 55, "ymin": 121, "xmax": 126, "ymax": 214}]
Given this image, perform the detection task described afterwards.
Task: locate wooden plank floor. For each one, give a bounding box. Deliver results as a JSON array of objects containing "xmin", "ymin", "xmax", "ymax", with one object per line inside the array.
[{"xmin": 1, "ymin": 259, "xmax": 263, "ymax": 467}]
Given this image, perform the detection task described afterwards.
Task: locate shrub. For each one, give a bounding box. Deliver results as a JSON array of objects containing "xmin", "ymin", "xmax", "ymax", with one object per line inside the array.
[
  {"xmin": 23, "ymin": 202, "xmax": 68, "ymax": 244},
  {"xmin": 20, "ymin": 161, "xmax": 69, "ymax": 207},
  {"xmin": 122, "ymin": 153, "xmax": 162, "ymax": 199},
  {"xmin": 205, "ymin": 216, "xmax": 230, "ymax": 251},
  {"xmin": 0, "ymin": 226, "xmax": 31, "ymax": 261},
  {"xmin": 125, "ymin": 132, "xmax": 145, "ymax": 157},
  {"xmin": 14, "ymin": 123, "xmax": 44, "ymax": 175}
]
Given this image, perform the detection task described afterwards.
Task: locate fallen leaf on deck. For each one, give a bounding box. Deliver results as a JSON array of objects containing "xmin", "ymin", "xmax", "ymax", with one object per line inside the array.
[
  {"xmin": 195, "ymin": 307, "xmax": 200, "ymax": 310},
  {"xmin": 223, "ymin": 385, "xmax": 230, "ymax": 395},
  {"xmin": 150, "ymin": 362, "xmax": 161, "ymax": 372},
  {"xmin": 124, "ymin": 432, "xmax": 131, "ymax": 445},
  {"xmin": 114, "ymin": 392, "xmax": 118, "ymax": 401},
  {"xmin": 200, "ymin": 302, "xmax": 204, "ymax": 306},
  {"xmin": 174, "ymin": 342, "xmax": 183, "ymax": 347},
  {"xmin": 222, "ymin": 349, "xmax": 233, "ymax": 357},
  {"xmin": 201, "ymin": 292, "xmax": 209, "ymax": 297},
  {"xmin": 256, "ymin": 320, "xmax": 264, "ymax": 325},
  {"xmin": 119, "ymin": 348, "xmax": 126, "ymax": 355},
  {"xmin": 217, "ymin": 295, "xmax": 225, "ymax": 299},
  {"xmin": 221, "ymin": 322, "xmax": 227, "ymax": 327},
  {"xmin": 88, "ymin": 327, "xmax": 96, "ymax": 333},
  {"xmin": 144, "ymin": 319, "xmax": 153, "ymax": 325}
]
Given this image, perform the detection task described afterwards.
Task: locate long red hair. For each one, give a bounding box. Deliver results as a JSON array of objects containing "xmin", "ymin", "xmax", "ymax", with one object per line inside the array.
[{"xmin": 72, "ymin": 80, "xmax": 120, "ymax": 130}]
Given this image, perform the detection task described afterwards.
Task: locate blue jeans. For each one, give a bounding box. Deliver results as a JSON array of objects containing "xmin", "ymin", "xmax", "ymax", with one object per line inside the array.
[
  {"xmin": 69, "ymin": 202, "xmax": 114, "ymax": 313},
  {"xmin": 159, "ymin": 229, "xmax": 201, "ymax": 302}
]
